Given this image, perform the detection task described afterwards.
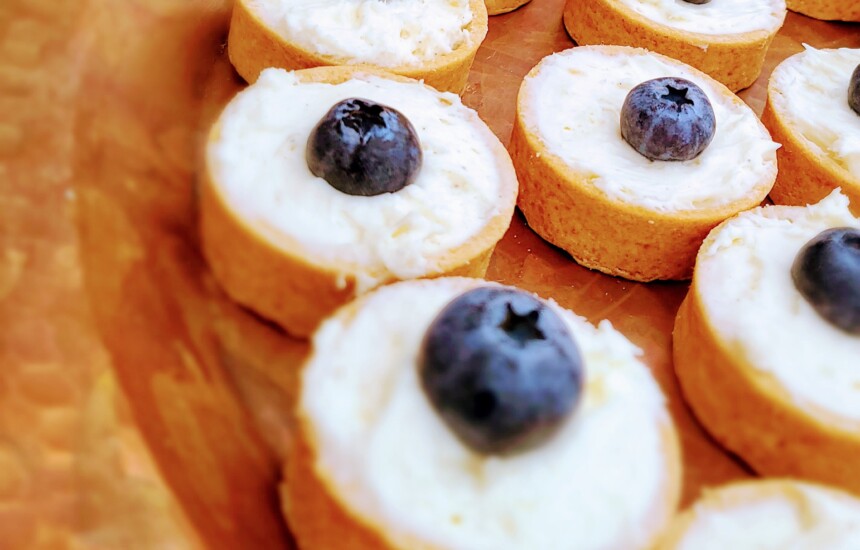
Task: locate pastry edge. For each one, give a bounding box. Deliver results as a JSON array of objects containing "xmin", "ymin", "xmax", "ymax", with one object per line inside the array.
[
  {"xmin": 786, "ymin": 0, "xmax": 860, "ymax": 22},
  {"xmin": 200, "ymin": 66, "xmax": 516, "ymax": 337},
  {"xmin": 562, "ymin": 0, "xmax": 784, "ymax": 92},
  {"xmin": 510, "ymin": 46, "xmax": 776, "ymax": 282},
  {"xmin": 282, "ymin": 278, "xmax": 683, "ymax": 549},
  {"xmin": 226, "ymin": 0, "xmax": 489, "ymax": 95},
  {"xmin": 762, "ymin": 81, "xmax": 860, "ymax": 216},
  {"xmin": 673, "ymin": 263, "xmax": 860, "ymax": 494},
  {"xmin": 657, "ymin": 479, "xmax": 860, "ymax": 548}
]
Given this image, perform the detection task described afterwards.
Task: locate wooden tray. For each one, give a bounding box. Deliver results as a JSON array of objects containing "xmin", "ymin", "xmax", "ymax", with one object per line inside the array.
[{"xmin": 1, "ymin": 0, "xmax": 858, "ymax": 546}]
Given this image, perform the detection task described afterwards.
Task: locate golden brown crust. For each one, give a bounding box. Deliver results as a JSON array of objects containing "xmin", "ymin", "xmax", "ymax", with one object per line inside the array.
[
  {"xmin": 510, "ymin": 46, "xmax": 775, "ymax": 282},
  {"xmin": 658, "ymin": 479, "xmax": 860, "ymax": 548},
  {"xmin": 787, "ymin": 0, "xmax": 860, "ymax": 21},
  {"xmin": 673, "ymin": 256, "xmax": 860, "ymax": 494},
  {"xmin": 227, "ymin": 0, "xmax": 488, "ymax": 94},
  {"xmin": 562, "ymin": 0, "xmax": 784, "ymax": 92},
  {"xmin": 278, "ymin": 284, "xmax": 444, "ymax": 550},
  {"xmin": 282, "ymin": 433, "xmax": 395, "ymax": 550},
  {"xmin": 199, "ymin": 177, "xmax": 355, "ymax": 338},
  {"xmin": 284, "ymin": 418, "xmax": 681, "ymax": 550},
  {"xmin": 486, "ymin": 0, "xmax": 532, "ymax": 16},
  {"xmin": 200, "ymin": 66, "xmax": 517, "ymax": 338},
  {"xmin": 762, "ymin": 78, "xmax": 860, "ymax": 216},
  {"xmin": 285, "ymin": 290, "xmax": 682, "ymax": 550},
  {"xmin": 281, "ymin": 278, "xmax": 682, "ymax": 549}
]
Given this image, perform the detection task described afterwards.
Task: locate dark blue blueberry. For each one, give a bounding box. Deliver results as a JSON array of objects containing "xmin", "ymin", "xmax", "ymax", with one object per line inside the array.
[
  {"xmin": 792, "ymin": 227, "xmax": 860, "ymax": 335},
  {"xmin": 306, "ymin": 98, "xmax": 422, "ymax": 196},
  {"xmin": 419, "ymin": 287, "xmax": 584, "ymax": 455},
  {"xmin": 620, "ymin": 77, "xmax": 717, "ymax": 162},
  {"xmin": 849, "ymin": 64, "xmax": 860, "ymax": 116},
  {"xmin": 681, "ymin": 0, "xmax": 711, "ymax": 4}
]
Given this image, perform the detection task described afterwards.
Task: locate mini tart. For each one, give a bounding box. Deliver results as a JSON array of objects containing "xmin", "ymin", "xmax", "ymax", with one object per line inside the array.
[
  {"xmin": 283, "ymin": 277, "xmax": 681, "ymax": 550},
  {"xmin": 786, "ymin": 0, "xmax": 860, "ymax": 21},
  {"xmin": 673, "ymin": 191, "xmax": 860, "ymax": 493},
  {"xmin": 762, "ymin": 47, "xmax": 860, "ymax": 215},
  {"xmin": 563, "ymin": 0, "xmax": 786, "ymax": 92},
  {"xmin": 200, "ymin": 66, "xmax": 517, "ymax": 337},
  {"xmin": 486, "ymin": 0, "xmax": 531, "ymax": 16},
  {"xmin": 659, "ymin": 480, "xmax": 860, "ymax": 549},
  {"xmin": 510, "ymin": 46, "xmax": 778, "ymax": 282},
  {"xmin": 227, "ymin": 0, "xmax": 488, "ymax": 94}
]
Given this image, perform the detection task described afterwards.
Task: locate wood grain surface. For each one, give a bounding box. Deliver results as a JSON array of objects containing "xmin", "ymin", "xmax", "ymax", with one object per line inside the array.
[{"xmin": 1, "ymin": 0, "xmax": 858, "ymax": 547}]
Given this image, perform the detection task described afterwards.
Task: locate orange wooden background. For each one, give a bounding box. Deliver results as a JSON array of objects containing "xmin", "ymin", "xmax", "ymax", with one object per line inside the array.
[{"xmin": 1, "ymin": 0, "xmax": 858, "ymax": 547}]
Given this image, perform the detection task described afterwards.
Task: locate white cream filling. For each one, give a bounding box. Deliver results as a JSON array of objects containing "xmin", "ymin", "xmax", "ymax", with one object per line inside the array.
[
  {"xmin": 209, "ymin": 69, "xmax": 507, "ymax": 294},
  {"xmin": 523, "ymin": 48, "xmax": 778, "ymax": 213},
  {"xmin": 302, "ymin": 278, "xmax": 673, "ymax": 550},
  {"xmin": 675, "ymin": 483, "xmax": 860, "ymax": 550},
  {"xmin": 614, "ymin": 0, "xmax": 785, "ymax": 36},
  {"xmin": 244, "ymin": 0, "xmax": 474, "ymax": 67},
  {"xmin": 771, "ymin": 46, "xmax": 860, "ymax": 178},
  {"xmin": 698, "ymin": 190, "xmax": 860, "ymax": 420}
]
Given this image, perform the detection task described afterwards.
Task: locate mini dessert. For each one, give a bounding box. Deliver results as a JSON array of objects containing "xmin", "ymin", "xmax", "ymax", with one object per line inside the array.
[
  {"xmin": 510, "ymin": 46, "xmax": 778, "ymax": 282},
  {"xmin": 284, "ymin": 277, "xmax": 681, "ymax": 550},
  {"xmin": 486, "ymin": 0, "xmax": 531, "ymax": 16},
  {"xmin": 762, "ymin": 47, "xmax": 860, "ymax": 214},
  {"xmin": 786, "ymin": 0, "xmax": 860, "ymax": 22},
  {"xmin": 563, "ymin": 0, "xmax": 786, "ymax": 92},
  {"xmin": 227, "ymin": 0, "xmax": 488, "ymax": 94},
  {"xmin": 659, "ymin": 480, "xmax": 860, "ymax": 549},
  {"xmin": 200, "ymin": 66, "xmax": 517, "ymax": 337},
  {"xmin": 674, "ymin": 190, "xmax": 860, "ymax": 492}
]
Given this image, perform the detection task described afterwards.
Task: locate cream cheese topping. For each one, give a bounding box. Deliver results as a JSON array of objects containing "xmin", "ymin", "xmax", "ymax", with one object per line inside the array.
[
  {"xmin": 674, "ymin": 482, "xmax": 860, "ymax": 550},
  {"xmin": 209, "ymin": 69, "xmax": 508, "ymax": 294},
  {"xmin": 522, "ymin": 47, "xmax": 778, "ymax": 213},
  {"xmin": 771, "ymin": 46, "xmax": 860, "ymax": 178},
  {"xmin": 697, "ymin": 190, "xmax": 860, "ymax": 420},
  {"xmin": 614, "ymin": 0, "xmax": 785, "ymax": 36},
  {"xmin": 245, "ymin": 0, "xmax": 475, "ymax": 67},
  {"xmin": 302, "ymin": 278, "xmax": 674, "ymax": 550}
]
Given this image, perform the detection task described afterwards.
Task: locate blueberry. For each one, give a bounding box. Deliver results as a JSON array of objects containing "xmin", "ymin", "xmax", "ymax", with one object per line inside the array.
[
  {"xmin": 681, "ymin": 0, "xmax": 711, "ymax": 4},
  {"xmin": 792, "ymin": 227, "xmax": 860, "ymax": 335},
  {"xmin": 419, "ymin": 287, "xmax": 584, "ymax": 455},
  {"xmin": 620, "ymin": 77, "xmax": 716, "ymax": 162},
  {"xmin": 306, "ymin": 98, "xmax": 422, "ymax": 196},
  {"xmin": 849, "ymin": 64, "xmax": 860, "ymax": 116}
]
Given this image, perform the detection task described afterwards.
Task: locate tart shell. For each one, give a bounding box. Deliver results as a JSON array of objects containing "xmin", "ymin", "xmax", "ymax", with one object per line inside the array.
[
  {"xmin": 486, "ymin": 0, "xmax": 532, "ymax": 16},
  {"xmin": 226, "ymin": 0, "xmax": 489, "ymax": 94},
  {"xmin": 281, "ymin": 281, "xmax": 683, "ymax": 550},
  {"xmin": 562, "ymin": 0, "xmax": 784, "ymax": 92},
  {"xmin": 673, "ymin": 248, "xmax": 860, "ymax": 494},
  {"xmin": 283, "ymin": 421, "xmax": 681, "ymax": 549},
  {"xmin": 786, "ymin": 0, "xmax": 860, "ymax": 22},
  {"xmin": 657, "ymin": 480, "xmax": 860, "ymax": 548},
  {"xmin": 200, "ymin": 66, "xmax": 517, "ymax": 338},
  {"xmin": 761, "ymin": 77, "xmax": 860, "ymax": 216},
  {"xmin": 509, "ymin": 46, "xmax": 776, "ymax": 282}
]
